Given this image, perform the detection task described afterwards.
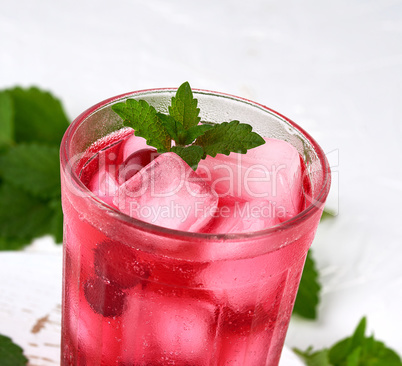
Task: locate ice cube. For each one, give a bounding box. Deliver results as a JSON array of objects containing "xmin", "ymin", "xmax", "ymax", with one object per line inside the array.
[
  {"xmin": 114, "ymin": 152, "xmax": 218, "ymax": 232},
  {"xmin": 217, "ymin": 330, "xmax": 271, "ymax": 366},
  {"xmin": 205, "ymin": 196, "xmax": 281, "ymax": 234},
  {"xmin": 196, "ymin": 254, "xmax": 288, "ymax": 311},
  {"xmin": 79, "ymin": 128, "xmax": 132, "ymax": 187},
  {"xmin": 121, "ymin": 288, "xmax": 216, "ymax": 365},
  {"xmin": 196, "ymin": 138, "xmax": 303, "ymax": 221},
  {"xmin": 89, "ymin": 167, "xmax": 118, "ymax": 207}
]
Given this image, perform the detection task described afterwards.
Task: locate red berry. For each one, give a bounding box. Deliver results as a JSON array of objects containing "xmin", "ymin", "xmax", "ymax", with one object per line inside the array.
[
  {"xmin": 94, "ymin": 240, "xmax": 151, "ymax": 289},
  {"xmin": 83, "ymin": 277, "xmax": 126, "ymax": 318},
  {"xmin": 119, "ymin": 148, "xmax": 159, "ymax": 182}
]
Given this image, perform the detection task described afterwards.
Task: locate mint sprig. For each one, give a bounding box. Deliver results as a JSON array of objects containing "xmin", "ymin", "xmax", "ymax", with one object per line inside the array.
[
  {"xmin": 0, "ymin": 334, "xmax": 28, "ymax": 366},
  {"xmin": 293, "ymin": 249, "xmax": 321, "ymax": 319},
  {"xmin": 0, "ymin": 87, "xmax": 68, "ymax": 249},
  {"xmin": 294, "ymin": 317, "xmax": 402, "ymax": 366},
  {"xmin": 112, "ymin": 81, "xmax": 265, "ymax": 169}
]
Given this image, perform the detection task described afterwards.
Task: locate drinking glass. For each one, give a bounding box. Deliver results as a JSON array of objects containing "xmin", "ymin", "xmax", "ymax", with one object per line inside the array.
[{"xmin": 60, "ymin": 88, "xmax": 331, "ymax": 365}]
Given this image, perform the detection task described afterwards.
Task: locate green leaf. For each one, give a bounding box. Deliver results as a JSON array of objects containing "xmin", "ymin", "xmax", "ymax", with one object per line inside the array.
[
  {"xmin": 168, "ymin": 81, "xmax": 201, "ymax": 129},
  {"xmin": 0, "ymin": 334, "xmax": 28, "ymax": 366},
  {"xmin": 181, "ymin": 124, "xmax": 214, "ymax": 145},
  {"xmin": 0, "ymin": 183, "xmax": 54, "ymax": 244},
  {"xmin": 194, "ymin": 120, "xmax": 265, "ymax": 158},
  {"xmin": 345, "ymin": 347, "xmax": 361, "ymax": 366},
  {"xmin": 0, "ymin": 144, "xmax": 60, "ymax": 199},
  {"xmin": 350, "ymin": 317, "xmax": 367, "ymax": 349},
  {"xmin": 112, "ymin": 99, "xmax": 171, "ymax": 152},
  {"xmin": 328, "ymin": 318, "xmax": 366, "ymax": 364},
  {"xmin": 327, "ymin": 317, "xmax": 402, "ymax": 366},
  {"xmin": 361, "ymin": 336, "xmax": 402, "ymax": 365},
  {"xmin": 293, "ymin": 249, "xmax": 321, "ymax": 319},
  {"xmin": 6, "ymin": 87, "xmax": 69, "ymax": 146},
  {"xmin": 171, "ymin": 145, "xmax": 204, "ymax": 169},
  {"xmin": 0, "ymin": 236, "xmax": 29, "ymax": 251},
  {"xmin": 158, "ymin": 114, "xmax": 213, "ymax": 146},
  {"xmin": 293, "ymin": 347, "xmax": 331, "ymax": 366},
  {"xmin": 329, "ymin": 338, "xmax": 353, "ymax": 364},
  {"xmin": 0, "ymin": 91, "xmax": 14, "ymax": 149},
  {"xmin": 321, "ymin": 208, "xmax": 336, "ymax": 221},
  {"xmin": 157, "ymin": 113, "xmax": 183, "ymax": 142}
]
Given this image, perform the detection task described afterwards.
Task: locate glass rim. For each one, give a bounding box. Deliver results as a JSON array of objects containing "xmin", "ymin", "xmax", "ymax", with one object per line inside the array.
[{"xmin": 60, "ymin": 87, "xmax": 331, "ymax": 241}]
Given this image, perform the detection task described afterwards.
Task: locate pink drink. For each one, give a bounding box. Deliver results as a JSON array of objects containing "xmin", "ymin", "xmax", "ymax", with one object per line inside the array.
[{"xmin": 60, "ymin": 89, "xmax": 330, "ymax": 365}]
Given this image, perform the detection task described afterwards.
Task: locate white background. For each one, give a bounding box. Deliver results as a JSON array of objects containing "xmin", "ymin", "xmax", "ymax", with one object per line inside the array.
[{"xmin": 1, "ymin": 0, "xmax": 402, "ymax": 363}]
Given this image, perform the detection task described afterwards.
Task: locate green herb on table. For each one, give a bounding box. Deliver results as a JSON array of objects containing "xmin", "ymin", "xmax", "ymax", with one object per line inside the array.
[
  {"xmin": 292, "ymin": 208, "xmax": 337, "ymax": 320},
  {"xmin": 0, "ymin": 87, "xmax": 69, "ymax": 249},
  {"xmin": 321, "ymin": 208, "xmax": 337, "ymax": 221},
  {"xmin": 112, "ymin": 81, "xmax": 266, "ymax": 169},
  {"xmin": 294, "ymin": 317, "xmax": 402, "ymax": 366},
  {"xmin": 0, "ymin": 334, "xmax": 28, "ymax": 366},
  {"xmin": 293, "ymin": 249, "xmax": 321, "ymax": 319}
]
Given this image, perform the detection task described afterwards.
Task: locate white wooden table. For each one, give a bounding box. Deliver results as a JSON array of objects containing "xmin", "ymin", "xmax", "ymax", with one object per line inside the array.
[{"xmin": 0, "ymin": 241, "xmax": 62, "ymax": 365}]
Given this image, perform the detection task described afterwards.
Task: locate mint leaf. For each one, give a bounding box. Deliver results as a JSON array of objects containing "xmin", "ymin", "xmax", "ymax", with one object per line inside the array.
[
  {"xmin": 171, "ymin": 145, "xmax": 204, "ymax": 169},
  {"xmin": 182, "ymin": 124, "xmax": 214, "ymax": 145},
  {"xmin": 321, "ymin": 208, "xmax": 336, "ymax": 221},
  {"xmin": 294, "ymin": 317, "xmax": 402, "ymax": 366},
  {"xmin": 351, "ymin": 316, "xmax": 367, "ymax": 349},
  {"xmin": 0, "ymin": 86, "xmax": 67, "ymax": 249},
  {"xmin": 158, "ymin": 114, "xmax": 213, "ymax": 146},
  {"xmin": 329, "ymin": 318, "xmax": 367, "ymax": 363},
  {"xmin": 0, "ymin": 144, "xmax": 60, "ymax": 199},
  {"xmin": 111, "ymin": 82, "xmax": 266, "ymax": 170},
  {"xmin": 345, "ymin": 347, "xmax": 361, "ymax": 366},
  {"xmin": 194, "ymin": 120, "xmax": 265, "ymax": 158},
  {"xmin": 0, "ymin": 91, "xmax": 14, "ymax": 149},
  {"xmin": 112, "ymin": 99, "xmax": 171, "ymax": 152},
  {"xmin": 0, "ymin": 183, "xmax": 55, "ymax": 244},
  {"xmin": 169, "ymin": 81, "xmax": 201, "ymax": 129},
  {"xmin": 157, "ymin": 113, "xmax": 183, "ymax": 142},
  {"xmin": 0, "ymin": 335, "xmax": 28, "ymax": 366},
  {"xmin": 293, "ymin": 347, "xmax": 331, "ymax": 366},
  {"xmin": 0, "ymin": 237, "xmax": 28, "ymax": 251},
  {"xmin": 293, "ymin": 249, "xmax": 321, "ymax": 319},
  {"xmin": 328, "ymin": 317, "xmax": 402, "ymax": 366},
  {"xmin": 7, "ymin": 87, "xmax": 69, "ymax": 145},
  {"xmin": 360, "ymin": 335, "xmax": 402, "ymax": 365}
]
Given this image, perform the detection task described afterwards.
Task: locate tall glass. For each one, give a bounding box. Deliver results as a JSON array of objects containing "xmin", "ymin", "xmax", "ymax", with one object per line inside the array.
[{"xmin": 60, "ymin": 88, "xmax": 331, "ymax": 365}]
